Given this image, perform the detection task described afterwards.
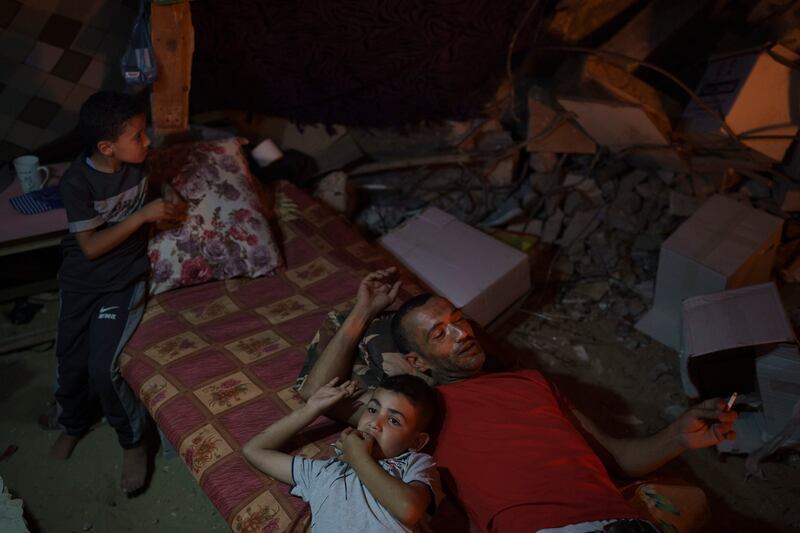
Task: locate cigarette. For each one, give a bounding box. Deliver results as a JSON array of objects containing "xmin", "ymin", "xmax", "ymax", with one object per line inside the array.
[{"xmin": 725, "ymin": 392, "xmax": 738, "ymax": 411}]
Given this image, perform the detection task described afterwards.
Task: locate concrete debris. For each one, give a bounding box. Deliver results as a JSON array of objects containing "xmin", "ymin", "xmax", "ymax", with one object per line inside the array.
[
  {"xmin": 313, "ymin": 171, "xmax": 352, "ymax": 214},
  {"xmin": 781, "ymin": 190, "xmax": 800, "ymax": 213},
  {"xmin": 485, "ymin": 154, "xmax": 518, "ymax": 187},
  {"xmin": 529, "ymin": 152, "xmax": 559, "ymax": 173},
  {"xmin": 668, "ymin": 191, "xmax": 698, "ymax": 217},
  {"xmin": 558, "ymin": 208, "xmax": 602, "ymax": 246},
  {"xmin": 563, "ymin": 172, "xmax": 585, "ymax": 188},
  {"xmin": 742, "ymin": 179, "xmax": 772, "ymax": 200},
  {"xmin": 647, "ymin": 362, "xmax": 671, "ymax": 382},
  {"xmin": 573, "ymin": 345, "xmax": 590, "ymax": 361},
  {"xmin": 657, "ymin": 170, "xmax": 675, "ymax": 186},
  {"xmin": 0, "ymin": 476, "xmax": 28, "ymax": 533},
  {"xmin": 508, "ymin": 218, "xmax": 544, "ymax": 237},
  {"xmin": 563, "ymin": 190, "xmax": 584, "ymax": 215},
  {"xmin": 542, "ymin": 209, "xmax": 565, "ymax": 243},
  {"xmin": 574, "ymin": 280, "xmax": 610, "ymax": 301}
]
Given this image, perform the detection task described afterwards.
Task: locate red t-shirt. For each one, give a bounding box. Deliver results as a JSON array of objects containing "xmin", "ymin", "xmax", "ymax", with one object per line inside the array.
[{"xmin": 434, "ymin": 369, "xmax": 647, "ymax": 532}]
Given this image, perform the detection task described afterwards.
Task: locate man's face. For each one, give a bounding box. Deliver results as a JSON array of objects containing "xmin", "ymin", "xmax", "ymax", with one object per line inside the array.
[
  {"xmin": 102, "ymin": 113, "xmax": 150, "ymax": 164},
  {"xmin": 357, "ymin": 388, "xmax": 427, "ymax": 459},
  {"xmin": 402, "ymin": 297, "xmax": 485, "ymax": 382}
]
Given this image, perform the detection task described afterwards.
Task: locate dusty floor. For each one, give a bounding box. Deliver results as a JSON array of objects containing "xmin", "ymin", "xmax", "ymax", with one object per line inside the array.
[{"xmin": 1, "ymin": 294, "xmax": 799, "ymax": 532}]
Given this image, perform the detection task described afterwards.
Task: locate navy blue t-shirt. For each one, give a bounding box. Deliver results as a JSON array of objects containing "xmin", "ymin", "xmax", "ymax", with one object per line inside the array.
[{"xmin": 58, "ymin": 157, "xmax": 150, "ymax": 293}]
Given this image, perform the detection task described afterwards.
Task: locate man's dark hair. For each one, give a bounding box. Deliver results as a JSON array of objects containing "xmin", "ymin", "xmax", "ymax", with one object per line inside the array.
[
  {"xmin": 391, "ymin": 293, "xmax": 435, "ymax": 354},
  {"xmin": 79, "ymin": 91, "xmax": 145, "ymax": 153},
  {"xmin": 378, "ymin": 374, "xmax": 438, "ymax": 431}
]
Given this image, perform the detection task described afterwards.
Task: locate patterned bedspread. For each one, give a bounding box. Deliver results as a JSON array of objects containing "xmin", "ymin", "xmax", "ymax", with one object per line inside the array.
[{"xmin": 120, "ymin": 181, "xmax": 421, "ymax": 532}]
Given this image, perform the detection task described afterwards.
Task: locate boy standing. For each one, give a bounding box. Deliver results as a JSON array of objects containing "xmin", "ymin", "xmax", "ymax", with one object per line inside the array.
[
  {"xmin": 244, "ymin": 375, "xmax": 443, "ymax": 532},
  {"xmin": 52, "ymin": 91, "xmax": 183, "ymax": 493}
]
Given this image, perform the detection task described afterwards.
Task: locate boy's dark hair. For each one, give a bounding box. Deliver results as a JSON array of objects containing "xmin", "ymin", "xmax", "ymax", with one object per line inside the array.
[
  {"xmin": 378, "ymin": 374, "xmax": 438, "ymax": 431},
  {"xmin": 391, "ymin": 293, "xmax": 435, "ymax": 354},
  {"xmin": 79, "ymin": 91, "xmax": 145, "ymax": 153}
]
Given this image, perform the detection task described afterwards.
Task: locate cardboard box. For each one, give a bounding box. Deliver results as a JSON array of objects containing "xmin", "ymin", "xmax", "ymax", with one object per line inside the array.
[
  {"xmin": 380, "ymin": 207, "xmax": 531, "ymax": 327},
  {"xmin": 680, "ymin": 44, "xmax": 800, "ymax": 162},
  {"xmin": 757, "ymin": 344, "xmax": 800, "ymax": 434},
  {"xmin": 679, "ymin": 283, "xmax": 796, "ymax": 399},
  {"xmin": 637, "ymin": 195, "xmax": 783, "ymax": 350}
]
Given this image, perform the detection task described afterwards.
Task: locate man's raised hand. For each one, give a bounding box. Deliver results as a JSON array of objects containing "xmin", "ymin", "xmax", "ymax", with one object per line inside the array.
[
  {"xmin": 355, "ymin": 267, "xmax": 401, "ymax": 317},
  {"xmin": 305, "ymin": 377, "xmax": 359, "ymax": 414}
]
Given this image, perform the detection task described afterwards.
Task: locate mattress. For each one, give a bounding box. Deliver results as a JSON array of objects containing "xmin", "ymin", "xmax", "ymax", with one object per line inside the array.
[{"xmin": 120, "ymin": 180, "xmax": 421, "ymax": 532}]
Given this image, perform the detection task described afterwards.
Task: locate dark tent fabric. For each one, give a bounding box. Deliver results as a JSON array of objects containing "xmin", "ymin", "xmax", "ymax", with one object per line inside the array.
[{"xmin": 189, "ymin": 0, "xmax": 535, "ymax": 127}]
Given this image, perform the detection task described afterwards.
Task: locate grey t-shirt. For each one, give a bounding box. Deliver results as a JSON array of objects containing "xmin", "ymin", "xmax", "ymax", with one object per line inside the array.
[
  {"xmin": 291, "ymin": 451, "xmax": 443, "ymax": 532},
  {"xmin": 58, "ymin": 156, "xmax": 150, "ymax": 293}
]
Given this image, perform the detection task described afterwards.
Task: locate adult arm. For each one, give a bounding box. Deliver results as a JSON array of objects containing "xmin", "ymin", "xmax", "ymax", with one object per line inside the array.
[
  {"xmin": 572, "ymin": 398, "xmax": 736, "ymax": 478},
  {"xmin": 75, "ymin": 199, "xmax": 178, "ymax": 259},
  {"xmin": 243, "ymin": 378, "xmax": 358, "ymax": 484},
  {"xmin": 298, "ymin": 268, "xmax": 401, "ymax": 426},
  {"xmin": 338, "ymin": 429, "xmax": 432, "ymax": 528}
]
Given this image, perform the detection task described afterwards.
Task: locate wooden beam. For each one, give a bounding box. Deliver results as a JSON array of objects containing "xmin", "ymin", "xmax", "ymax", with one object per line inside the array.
[{"xmin": 150, "ymin": 0, "xmax": 194, "ymax": 138}]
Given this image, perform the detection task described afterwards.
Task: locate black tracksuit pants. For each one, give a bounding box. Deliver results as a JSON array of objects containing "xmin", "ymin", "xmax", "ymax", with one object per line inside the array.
[{"xmin": 55, "ymin": 280, "xmax": 147, "ymax": 448}]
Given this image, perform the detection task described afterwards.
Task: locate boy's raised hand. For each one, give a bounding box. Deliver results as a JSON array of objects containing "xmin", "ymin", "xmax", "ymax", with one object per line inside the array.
[
  {"xmin": 336, "ymin": 428, "xmax": 375, "ymax": 465},
  {"xmin": 140, "ymin": 198, "xmax": 181, "ymax": 223},
  {"xmin": 305, "ymin": 377, "xmax": 359, "ymax": 414},
  {"xmin": 162, "ymin": 183, "xmax": 188, "ymax": 216}
]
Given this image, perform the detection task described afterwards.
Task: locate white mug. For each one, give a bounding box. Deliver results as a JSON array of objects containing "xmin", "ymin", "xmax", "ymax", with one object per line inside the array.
[
  {"xmin": 251, "ymin": 138, "xmax": 283, "ymax": 168},
  {"xmin": 13, "ymin": 155, "xmax": 49, "ymax": 193}
]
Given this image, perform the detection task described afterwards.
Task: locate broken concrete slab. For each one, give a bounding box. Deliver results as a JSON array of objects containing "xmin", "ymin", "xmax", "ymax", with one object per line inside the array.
[
  {"xmin": 547, "ymin": 0, "xmax": 639, "ymax": 44},
  {"xmin": 601, "ymin": 0, "xmax": 710, "ymax": 68},
  {"xmin": 557, "ymin": 97, "xmax": 671, "ymax": 152},
  {"xmin": 680, "ymin": 44, "xmax": 800, "ymax": 162},
  {"xmin": 527, "ymin": 87, "xmax": 597, "ymax": 154},
  {"xmin": 581, "ymin": 57, "xmax": 678, "ymax": 135}
]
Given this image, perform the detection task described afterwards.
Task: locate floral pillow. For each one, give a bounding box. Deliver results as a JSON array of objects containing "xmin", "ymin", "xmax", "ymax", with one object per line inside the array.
[{"xmin": 146, "ymin": 137, "xmax": 281, "ymax": 295}]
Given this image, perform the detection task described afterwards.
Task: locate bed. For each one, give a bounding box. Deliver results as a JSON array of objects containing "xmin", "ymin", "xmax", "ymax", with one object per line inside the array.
[
  {"xmin": 119, "ymin": 158, "xmax": 702, "ymax": 533},
  {"xmin": 120, "ymin": 178, "xmax": 425, "ymax": 532}
]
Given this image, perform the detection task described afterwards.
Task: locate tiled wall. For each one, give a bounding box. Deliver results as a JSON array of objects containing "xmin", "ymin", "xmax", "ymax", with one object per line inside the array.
[{"xmin": 0, "ymin": 0, "xmax": 137, "ymax": 163}]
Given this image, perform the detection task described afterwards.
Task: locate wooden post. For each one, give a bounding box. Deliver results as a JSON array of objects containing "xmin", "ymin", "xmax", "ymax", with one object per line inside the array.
[{"xmin": 150, "ymin": 0, "xmax": 194, "ymax": 140}]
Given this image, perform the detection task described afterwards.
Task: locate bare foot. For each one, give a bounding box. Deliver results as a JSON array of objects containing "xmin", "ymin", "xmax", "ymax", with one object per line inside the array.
[
  {"xmin": 121, "ymin": 445, "xmax": 148, "ymax": 493},
  {"xmin": 49, "ymin": 432, "xmax": 81, "ymax": 460}
]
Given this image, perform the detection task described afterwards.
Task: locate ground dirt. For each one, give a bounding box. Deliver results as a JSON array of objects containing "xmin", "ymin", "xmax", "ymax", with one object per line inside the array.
[{"xmin": 2, "ymin": 296, "xmax": 799, "ymax": 532}]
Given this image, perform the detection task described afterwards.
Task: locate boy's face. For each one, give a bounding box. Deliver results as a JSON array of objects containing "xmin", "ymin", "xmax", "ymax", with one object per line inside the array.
[
  {"xmin": 357, "ymin": 388, "xmax": 428, "ymax": 459},
  {"xmin": 98, "ymin": 113, "xmax": 150, "ymax": 164}
]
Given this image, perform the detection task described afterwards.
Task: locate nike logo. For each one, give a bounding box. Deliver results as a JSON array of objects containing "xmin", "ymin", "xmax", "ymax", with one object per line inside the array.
[{"xmin": 99, "ymin": 306, "xmax": 119, "ymax": 314}]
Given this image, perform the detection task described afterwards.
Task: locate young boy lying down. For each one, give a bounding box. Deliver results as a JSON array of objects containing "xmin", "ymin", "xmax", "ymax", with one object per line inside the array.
[{"xmin": 243, "ymin": 375, "xmax": 443, "ymax": 532}]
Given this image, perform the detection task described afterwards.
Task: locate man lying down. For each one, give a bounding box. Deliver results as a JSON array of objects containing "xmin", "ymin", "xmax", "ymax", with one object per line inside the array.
[{"xmin": 297, "ymin": 268, "xmax": 737, "ymax": 533}]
